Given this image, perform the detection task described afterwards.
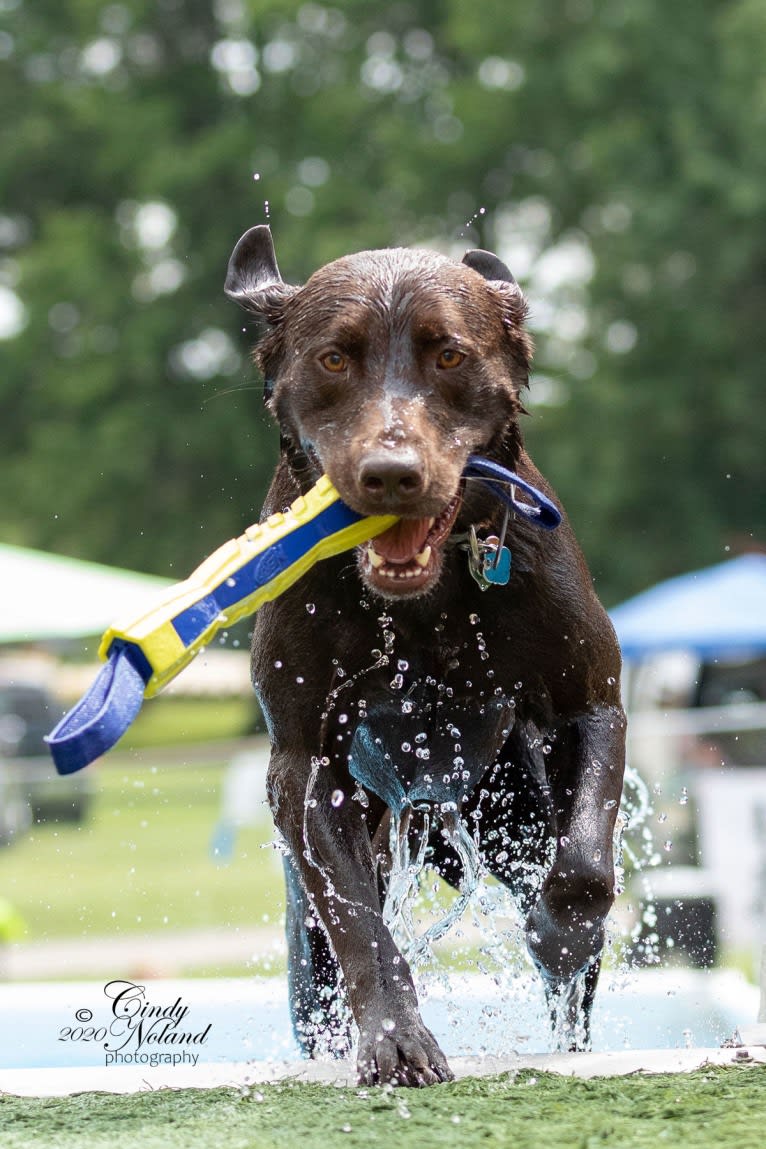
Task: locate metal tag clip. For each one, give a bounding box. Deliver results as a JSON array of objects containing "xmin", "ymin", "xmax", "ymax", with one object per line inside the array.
[{"xmin": 467, "ymin": 508, "xmax": 512, "ymax": 590}]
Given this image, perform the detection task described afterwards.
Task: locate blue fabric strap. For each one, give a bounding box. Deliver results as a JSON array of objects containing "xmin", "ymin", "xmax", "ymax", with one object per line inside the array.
[
  {"xmin": 464, "ymin": 455, "xmax": 562, "ymax": 530},
  {"xmin": 45, "ymin": 643, "xmax": 149, "ymax": 775}
]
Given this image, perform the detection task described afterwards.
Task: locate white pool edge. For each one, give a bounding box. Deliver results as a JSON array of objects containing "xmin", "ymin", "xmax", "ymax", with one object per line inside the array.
[{"xmin": 2, "ymin": 1045, "xmax": 766, "ymax": 1097}]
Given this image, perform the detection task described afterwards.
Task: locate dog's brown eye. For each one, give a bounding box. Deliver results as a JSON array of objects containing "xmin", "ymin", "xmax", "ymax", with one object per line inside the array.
[
  {"xmin": 320, "ymin": 351, "xmax": 348, "ymax": 374},
  {"xmin": 436, "ymin": 348, "xmax": 465, "ymax": 369}
]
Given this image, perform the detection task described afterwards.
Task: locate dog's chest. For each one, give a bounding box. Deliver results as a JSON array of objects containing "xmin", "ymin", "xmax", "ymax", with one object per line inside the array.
[{"xmin": 341, "ymin": 621, "xmax": 517, "ymax": 810}]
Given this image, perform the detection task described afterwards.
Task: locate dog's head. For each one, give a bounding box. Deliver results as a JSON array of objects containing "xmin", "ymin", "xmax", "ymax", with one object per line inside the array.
[{"xmin": 226, "ymin": 226, "xmax": 532, "ymax": 599}]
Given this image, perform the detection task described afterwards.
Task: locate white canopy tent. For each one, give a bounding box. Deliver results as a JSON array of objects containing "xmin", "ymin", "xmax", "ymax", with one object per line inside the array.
[{"xmin": 0, "ymin": 543, "xmax": 171, "ymax": 644}]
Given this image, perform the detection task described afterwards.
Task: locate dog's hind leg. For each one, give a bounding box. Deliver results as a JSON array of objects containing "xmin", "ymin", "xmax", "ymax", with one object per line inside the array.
[
  {"xmin": 524, "ymin": 705, "xmax": 626, "ymax": 1050},
  {"xmin": 283, "ymin": 852, "xmax": 352, "ymax": 1058}
]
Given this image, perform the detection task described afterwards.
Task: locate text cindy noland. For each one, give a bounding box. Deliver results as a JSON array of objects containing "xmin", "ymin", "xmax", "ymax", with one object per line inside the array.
[{"xmin": 58, "ymin": 980, "xmax": 212, "ymax": 1067}]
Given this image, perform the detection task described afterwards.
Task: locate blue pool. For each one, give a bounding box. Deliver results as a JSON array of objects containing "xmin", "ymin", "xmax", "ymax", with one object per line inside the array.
[{"xmin": 0, "ymin": 968, "xmax": 757, "ymax": 1071}]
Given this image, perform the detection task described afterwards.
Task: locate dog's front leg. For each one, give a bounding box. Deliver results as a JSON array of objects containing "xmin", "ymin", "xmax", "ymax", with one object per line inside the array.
[
  {"xmin": 268, "ymin": 748, "xmax": 453, "ymax": 1086},
  {"xmin": 525, "ymin": 704, "xmax": 626, "ymax": 1049}
]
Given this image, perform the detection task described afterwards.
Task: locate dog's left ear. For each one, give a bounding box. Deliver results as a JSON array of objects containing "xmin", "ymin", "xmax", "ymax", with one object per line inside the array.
[
  {"xmin": 463, "ymin": 248, "xmax": 531, "ymax": 392},
  {"xmin": 461, "ymin": 248, "xmax": 518, "ymax": 288},
  {"xmin": 224, "ymin": 225, "xmax": 298, "ymax": 321}
]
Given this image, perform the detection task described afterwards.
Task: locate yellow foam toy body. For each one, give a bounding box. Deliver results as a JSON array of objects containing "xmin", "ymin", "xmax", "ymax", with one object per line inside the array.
[{"xmin": 99, "ymin": 474, "xmax": 397, "ymax": 697}]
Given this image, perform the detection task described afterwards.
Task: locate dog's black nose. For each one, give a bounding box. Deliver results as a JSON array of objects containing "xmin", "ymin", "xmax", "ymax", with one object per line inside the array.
[{"xmin": 359, "ymin": 451, "xmax": 425, "ymax": 503}]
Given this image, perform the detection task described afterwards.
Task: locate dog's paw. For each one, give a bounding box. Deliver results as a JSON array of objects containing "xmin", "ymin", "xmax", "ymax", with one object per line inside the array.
[{"xmin": 357, "ymin": 1017, "xmax": 453, "ymax": 1087}]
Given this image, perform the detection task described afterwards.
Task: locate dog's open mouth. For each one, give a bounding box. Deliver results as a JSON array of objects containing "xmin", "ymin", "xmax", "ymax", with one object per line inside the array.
[{"xmin": 358, "ymin": 493, "xmax": 462, "ymax": 596}]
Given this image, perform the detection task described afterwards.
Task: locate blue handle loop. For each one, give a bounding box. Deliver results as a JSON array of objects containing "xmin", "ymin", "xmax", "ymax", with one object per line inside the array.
[
  {"xmin": 464, "ymin": 455, "xmax": 562, "ymax": 530},
  {"xmin": 46, "ymin": 643, "xmax": 149, "ymax": 775}
]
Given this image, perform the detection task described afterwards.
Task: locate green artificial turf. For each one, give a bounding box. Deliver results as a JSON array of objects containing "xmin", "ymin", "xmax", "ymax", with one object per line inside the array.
[{"xmin": 2, "ymin": 1067, "xmax": 766, "ymax": 1149}]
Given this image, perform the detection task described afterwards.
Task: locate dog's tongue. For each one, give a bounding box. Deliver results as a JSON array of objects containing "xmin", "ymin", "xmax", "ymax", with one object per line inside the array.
[{"xmin": 371, "ymin": 518, "xmax": 431, "ymax": 564}]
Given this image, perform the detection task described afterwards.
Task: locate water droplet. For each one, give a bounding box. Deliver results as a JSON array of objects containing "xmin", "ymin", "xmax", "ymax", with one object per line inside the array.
[
  {"xmin": 381, "ymin": 1017, "xmax": 395, "ymax": 1032},
  {"xmin": 679, "ymin": 788, "xmax": 689, "ymax": 806},
  {"xmin": 274, "ymin": 660, "xmax": 283, "ymax": 669},
  {"xmin": 253, "ymin": 172, "xmax": 261, "ymax": 181},
  {"xmin": 593, "ymin": 849, "xmax": 602, "ymax": 862},
  {"xmin": 559, "ymin": 835, "xmax": 571, "ymax": 848},
  {"xmin": 401, "ymin": 741, "xmax": 412, "ymax": 753},
  {"xmin": 453, "ymin": 756, "xmax": 464, "ymax": 768},
  {"xmin": 397, "ymin": 659, "xmax": 409, "ymax": 672},
  {"xmin": 338, "ymin": 713, "xmax": 349, "ymax": 725},
  {"xmin": 542, "ymin": 744, "xmax": 552, "ymax": 755},
  {"xmin": 401, "ymin": 699, "xmax": 414, "ymax": 714},
  {"xmin": 607, "ymin": 675, "xmax": 616, "ymax": 685},
  {"xmin": 415, "ymin": 732, "xmax": 427, "ymax": 744},
  {"xmin": 603, "ymin": 798, "xmax": 617, "ymax": 810},
  {"xmin": 415, "ymin": 747, "xmax": 430, "ymax": 760},
  {"xmin": 469, "ymin": 613, "xmax": 480, "ymax": 625},
  {"xmin": 331, "ymin": 789, "xmax": 344, "ymax": 808},
  {"xmin": 390, "ymin": 673, "xmax": 404, "ymax": 690},
  {"xmin": 296, "ymin": 675, "xmax": 304, "ymax": 684},
  {"xmin": 664, "ymin": 839, "xmax": 673, "ymax": 851},
  {"xmin": 305, "ymin": 603, "xmax": 316, "ymax": 614},
  {"xmin": 657, "ymin": 812, "xmax": 667, "ymax": 823}
]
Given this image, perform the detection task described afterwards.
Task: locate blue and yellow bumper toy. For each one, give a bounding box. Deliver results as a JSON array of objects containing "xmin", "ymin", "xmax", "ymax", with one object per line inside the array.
[
  {"xmin": 46, "ymin": 457, "xmax": 560, "ymax": 775},
  {"xmin": 47, "ymin": 476, "xmax": 396, "ymax": 775}
]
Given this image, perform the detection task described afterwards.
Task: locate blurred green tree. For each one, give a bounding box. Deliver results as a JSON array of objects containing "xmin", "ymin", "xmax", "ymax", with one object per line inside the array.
[{"xmin": 0, "ymin": 0, "xmax": 763, "ymax": 601}]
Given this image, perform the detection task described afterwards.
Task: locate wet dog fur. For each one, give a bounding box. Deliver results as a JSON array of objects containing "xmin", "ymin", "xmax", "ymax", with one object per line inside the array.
[{"xmin": 225, "ymin": 226, "xmax": 626, "ymax": 1086}]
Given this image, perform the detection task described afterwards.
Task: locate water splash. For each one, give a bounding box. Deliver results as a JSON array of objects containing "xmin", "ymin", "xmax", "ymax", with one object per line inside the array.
[
  {"xmin": 611, "ymin": 764, "xmax": 662, "ymax": 969},
  {"xmin": 376, "ymin": 759, "xmax": 659, "ymax": 989},
  {"xmin": 383, "ymin": 806, "xmax": 487, "ymax": 967}
]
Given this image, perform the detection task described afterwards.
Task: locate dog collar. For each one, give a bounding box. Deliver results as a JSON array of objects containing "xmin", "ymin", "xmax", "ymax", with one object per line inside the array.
[
  {"xmin": 464, "ymin": 455, "xmax": 561, "ymax": 529},
  {"xmin": 462, "ymin": 455, "xmax": 561, "ymax": 590},
  {"xmin": 46, "ymin": 458, "xmax": 559, "ymax": 775}
]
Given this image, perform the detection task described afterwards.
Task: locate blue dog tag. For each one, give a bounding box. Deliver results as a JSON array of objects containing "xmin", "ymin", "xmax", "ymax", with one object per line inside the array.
[{"xmin": 483, "ymin": 545, "xmax": 512, "ymax": 586}]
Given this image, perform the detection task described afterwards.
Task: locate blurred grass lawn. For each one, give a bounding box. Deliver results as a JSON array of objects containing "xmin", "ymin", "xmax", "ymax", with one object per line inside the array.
[
  {"xmin": 0, "ymin": 745, "xmax": 285, "ymax": 947},
  {"xmin": 0, "ymin": 693, "xmax": 477, "ymax": 980}
]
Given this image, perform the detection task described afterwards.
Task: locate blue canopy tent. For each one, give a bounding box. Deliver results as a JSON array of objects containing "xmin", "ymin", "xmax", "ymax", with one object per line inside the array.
[{"xmin": 609, "ymin": 554, "xmax": 766, "ymax": 661}]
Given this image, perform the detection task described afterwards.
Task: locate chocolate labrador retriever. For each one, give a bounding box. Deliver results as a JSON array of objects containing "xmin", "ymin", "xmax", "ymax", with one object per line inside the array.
[{"xmin": 225, "ymin": 226, "xmax": 625, "ymax": 1086}]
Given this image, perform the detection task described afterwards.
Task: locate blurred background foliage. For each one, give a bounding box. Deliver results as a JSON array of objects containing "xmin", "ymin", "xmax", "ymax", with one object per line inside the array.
[{"xmin": 1, "ymin": 0, "xmax": 764, "ymax": 603}]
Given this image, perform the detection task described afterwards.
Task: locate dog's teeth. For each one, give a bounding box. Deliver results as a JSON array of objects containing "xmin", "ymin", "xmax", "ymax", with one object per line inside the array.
[
  {"xmin": 427, "ymin": 518, "xmax": 436, "ymax": 529},
  {"xmin": 414, "ymin": 546, "xmax": 432, "ymax": 568},
  {"xmin": 367, "ymin": 546, "xmax": 384, "ymax": 569}
]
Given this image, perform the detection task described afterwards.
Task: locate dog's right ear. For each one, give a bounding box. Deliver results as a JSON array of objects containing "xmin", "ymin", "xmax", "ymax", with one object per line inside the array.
[{"xmin": 224, "ymin": 225, "xmax": 298, "ymax": 320}]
